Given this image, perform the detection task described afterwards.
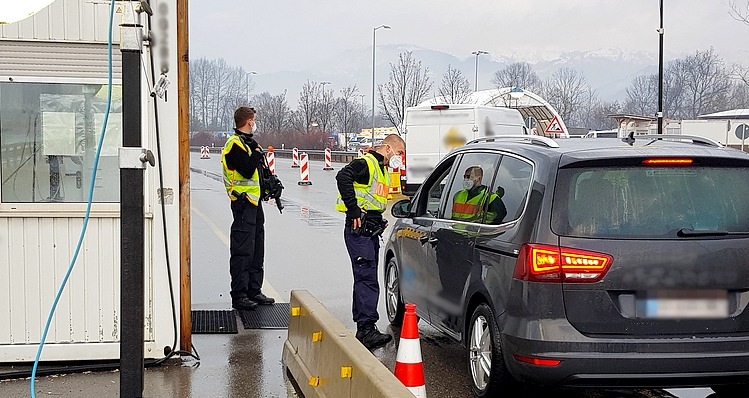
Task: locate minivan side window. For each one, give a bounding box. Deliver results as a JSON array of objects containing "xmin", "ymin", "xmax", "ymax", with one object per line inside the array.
[
  {"xmin": 416, "ymin": 156, "xmax": 456, "ymax": 218},
  {"xmin": 491, "ymin": 156, "xmax": 533, "ymax": 223},
  {"xmin": 443, "ymin": 153, "xmax": 500, "ymax": 223}
]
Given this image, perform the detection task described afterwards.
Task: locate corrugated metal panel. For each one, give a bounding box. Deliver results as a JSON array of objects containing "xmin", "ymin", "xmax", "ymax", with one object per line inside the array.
[
  {"xmin": 0, "ymin": 40, "xmax": 122, "ymax": 81},
  {"xmin": 0, "ymin": 0, "xmax": 120, "ymax": 43},
  {"xmin": 0, "ymin": 216, "xmax": 122, "ymax": 345}
]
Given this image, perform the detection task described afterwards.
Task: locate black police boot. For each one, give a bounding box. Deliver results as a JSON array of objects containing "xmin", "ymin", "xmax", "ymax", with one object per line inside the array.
[
  {"xmin": 355, "ymin": 322, "xmax": 392, "ymax": 349},
  {"xmin": 250, "ymin": 293, "xmax": 275, "ymax": 306},
  {"xmin": 232, "ymin": 297, "xmax": 258, "ymax": 311}
]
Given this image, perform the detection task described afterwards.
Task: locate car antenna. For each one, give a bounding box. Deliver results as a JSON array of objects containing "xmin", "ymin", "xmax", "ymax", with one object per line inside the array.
[{"xmin": 622, "ymin": 131, "xmax": 635, "ymax": 146}]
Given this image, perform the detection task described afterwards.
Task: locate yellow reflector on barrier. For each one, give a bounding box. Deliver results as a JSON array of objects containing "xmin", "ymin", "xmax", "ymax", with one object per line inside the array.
[
  {"xmin": 312, "ymin": 331, "xmax": 323, "ymax": 342},
  {"xmin": 291, "ymin": 306, "xmax": 301, "ymax": 316},
  {"xmin": 309, "ymin": 377, "xmax": 320, "ymax": 387},
  {"xmin": 340, "ymin": 366, "xmax": 352, "ymax": 378}
]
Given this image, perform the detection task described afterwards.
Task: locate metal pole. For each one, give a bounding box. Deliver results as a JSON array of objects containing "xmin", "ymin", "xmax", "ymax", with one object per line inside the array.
[
  {"xmin": 657, "ymin": 0, "xmax": 664, "ymax": 134},
  {"xmin": 371, "ymin": 27, "xmax": 377, "ymax": 146},
  {"xmin": 120, "ymin": 2, "xmax": 147, "ymax": 397},
  {"xmin": 474, "ymin": 53, "xmax": 479, "ymax": 92},
  {"xmin": 371, "ymin": 25, "xmax": 390, "ymax": 146}
]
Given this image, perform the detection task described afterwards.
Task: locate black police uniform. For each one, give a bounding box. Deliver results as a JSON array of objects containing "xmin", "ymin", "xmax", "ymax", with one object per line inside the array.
[
  {"xmin": 335, "ymin": 151, "xmax": 392, "ymax": 349},
  {"xmin": 224, "ymin": 129, "xmax": 274, "ymax": 309}
]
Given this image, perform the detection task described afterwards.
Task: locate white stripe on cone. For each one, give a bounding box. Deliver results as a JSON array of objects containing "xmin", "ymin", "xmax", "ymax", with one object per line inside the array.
[
  {"xmin": 395, "ymin": 339, "xmax": 423, "ymax": 363},
  {"xmin": 407, "ymin": 385, "xmax": 427, "ymax": 398}
]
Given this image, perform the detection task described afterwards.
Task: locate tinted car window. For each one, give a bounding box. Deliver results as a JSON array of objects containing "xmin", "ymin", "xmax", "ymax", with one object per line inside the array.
[
  {"xmin": 443, "ymin": 152, "xmax": 500, "ymax": 222},
  {"xmin": 491, "ymin": 155, "xmax": 533, "ymax": 223},
  {"xmin": 553, "ymin": 166, "xmax": 749, "ymax": 238}
]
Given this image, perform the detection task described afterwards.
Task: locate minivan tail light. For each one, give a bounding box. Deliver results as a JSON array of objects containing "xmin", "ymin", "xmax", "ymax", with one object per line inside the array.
[
  {"xmin": 513, "ymin": 355, "xmax": 562, "ymax": 367},
  {"xmin": 513, "ymin": 243, "xmax": 613, "ymax": 283}
]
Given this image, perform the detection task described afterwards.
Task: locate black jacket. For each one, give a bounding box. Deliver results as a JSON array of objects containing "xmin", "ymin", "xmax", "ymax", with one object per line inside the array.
[{"xmin": 224, "ymin": 130, "xmax": 264, "ymax": 181}]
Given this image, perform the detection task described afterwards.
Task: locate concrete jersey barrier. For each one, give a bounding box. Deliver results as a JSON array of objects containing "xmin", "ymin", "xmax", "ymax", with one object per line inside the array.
[{"xmin": 283, "ymin": 290, "xmax": 414, "ymax": 398}]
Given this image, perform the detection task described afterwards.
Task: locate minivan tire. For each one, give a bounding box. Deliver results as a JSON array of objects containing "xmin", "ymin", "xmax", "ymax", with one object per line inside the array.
[
  {"xmin": 385, "ymin": 257, "xmax": 405, "ymax": 326},
  {"xmin": 468, "ymin": 303, "xmax": 518, "ymax": 397}
]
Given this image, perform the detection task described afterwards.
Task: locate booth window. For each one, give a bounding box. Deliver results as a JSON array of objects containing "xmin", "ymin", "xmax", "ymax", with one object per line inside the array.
[{"xmin": 0, "ymin": 82, "xmax": 122, "ymax": 203}]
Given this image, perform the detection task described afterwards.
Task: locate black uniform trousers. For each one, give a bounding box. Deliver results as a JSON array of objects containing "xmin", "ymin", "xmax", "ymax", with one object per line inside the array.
[
  {"xmin": 229, "ymin": 198, "xmax": 265, "ymax": 300},
  {"xmin": 343, "ymin": 225, "xmax": 381, "ymax": 325}
]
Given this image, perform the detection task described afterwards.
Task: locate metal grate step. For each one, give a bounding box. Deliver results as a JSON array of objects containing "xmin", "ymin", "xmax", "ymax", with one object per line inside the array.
[
  {"xmin": 191, "ymin": 310, "xmax": 238, "ymax": 334},
  {"xmin": 237, "ymin": 303, "xmax": 290, "ymax": 329}
]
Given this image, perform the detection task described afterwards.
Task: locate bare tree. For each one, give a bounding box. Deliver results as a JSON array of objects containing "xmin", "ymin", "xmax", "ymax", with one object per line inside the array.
[
  {"xmin": 437, "ymin": 65, "xmax": 472, "ymax": 104},
  {"xmin": 252, "ymin": 90, "xmax": 291, "ymax": 137},
  {"xmin": 294, "ymin": 80, "xmax": 322, "ymax": 133},
  {"xmin": 188, "ymin": 57, "xmax": 252, "ymax": 131},
  {"xmin": 541, "ymin": 67, "xmax": 589, "ymax": 127},
  {"xmin": 379, "ymin": 51, "xmax": 433, "ymax": 134},
  {"xmin": 334, "ymin": 85, "xmax": 362, "ymax": 148},
  {"xmin": 729, "ymin": 0, "xmax": 749, "ymax": 25},
  {"xmin": 318, "ymin": 85, "xmax": 336, "ymax": 138},
  {"xmin": 491, "ymin": 62, "xmax": 542, "ymax": 92},
  {"xmin": 682, "ymin": 48, "xmax": 731, "ymax": 118},
  {"xmin": 624, "ymin": 75, "xmax": 657, "ymax": 116}
]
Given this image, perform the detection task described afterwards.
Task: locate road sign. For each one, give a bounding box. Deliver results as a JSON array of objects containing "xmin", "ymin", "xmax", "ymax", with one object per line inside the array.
[
  {"xmin": 545, "ymin": 116, "xmax": 563, "ymax": 134},
  {"xmin": 735, "ymin": 124, "xmax": 749, "ymax": 140}
]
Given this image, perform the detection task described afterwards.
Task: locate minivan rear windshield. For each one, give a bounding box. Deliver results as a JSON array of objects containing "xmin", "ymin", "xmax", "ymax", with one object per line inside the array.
[{"xmin": 552, "ymin": 165, "xmax": 749, "ymax": 238}]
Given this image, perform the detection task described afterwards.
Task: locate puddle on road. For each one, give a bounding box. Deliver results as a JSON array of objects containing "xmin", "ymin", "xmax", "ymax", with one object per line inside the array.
[{"xmin": 191, "ymin": 167, "xmax": 343, "ymax": 230}]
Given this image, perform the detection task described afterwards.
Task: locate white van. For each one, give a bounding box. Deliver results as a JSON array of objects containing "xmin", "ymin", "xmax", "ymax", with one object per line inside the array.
[{"xmin": 401, "ymin": 104, "xmax": 527, "ymax": 195}]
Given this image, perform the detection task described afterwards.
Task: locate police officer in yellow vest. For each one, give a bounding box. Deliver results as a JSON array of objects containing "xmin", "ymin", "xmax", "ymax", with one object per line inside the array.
[
  {"xmin": 221, "ymin": 106, "xmax": 275, "ymax": 311},
  {"xmin": 452, "ymin": 166, "xmax": 507, "ymax": 224},
  {"xmin": 335, "ymin": 134, "xmax": 405, "ymax": 349}
]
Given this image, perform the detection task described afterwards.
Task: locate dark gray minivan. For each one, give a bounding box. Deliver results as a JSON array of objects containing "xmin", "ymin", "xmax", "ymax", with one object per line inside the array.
[{"xmin": 384, "ymin": 135, "xmax": 749, "ymax": 397}]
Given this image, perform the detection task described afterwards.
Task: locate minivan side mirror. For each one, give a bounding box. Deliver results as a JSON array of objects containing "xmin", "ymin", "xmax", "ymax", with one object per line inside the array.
[{"xmin": 391, "ymin": 199, "xmax": 411, "ymax": 218}]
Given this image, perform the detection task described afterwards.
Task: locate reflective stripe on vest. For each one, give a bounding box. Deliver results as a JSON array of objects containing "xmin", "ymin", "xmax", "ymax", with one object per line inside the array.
[
  {"xmin": 336, "ymin": 153, "xmax": 389, "ymax": 212},
  {"xmin": 452, "ymin": 188, "xmax": 497, "ymax": 222},
  {"xmin": 221, "ymin": 134, "xmax": 261, "ymax": 205}
]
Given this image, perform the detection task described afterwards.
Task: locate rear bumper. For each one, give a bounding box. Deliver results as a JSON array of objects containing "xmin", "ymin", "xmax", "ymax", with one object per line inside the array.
[{"xmin": 502, "ymin": 332, "xmax": 749, "ymax": 388}]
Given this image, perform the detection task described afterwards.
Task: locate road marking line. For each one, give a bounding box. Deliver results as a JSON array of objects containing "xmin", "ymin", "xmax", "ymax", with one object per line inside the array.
[{"xmin": 191, "ymin": 205, "xmax": 283, "ymax": 302}]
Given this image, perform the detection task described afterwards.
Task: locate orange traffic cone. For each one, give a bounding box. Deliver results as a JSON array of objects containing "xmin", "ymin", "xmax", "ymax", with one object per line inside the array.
[{"xmin": 394, "ymin": 303, "xmax": 426, "ymax": 397}]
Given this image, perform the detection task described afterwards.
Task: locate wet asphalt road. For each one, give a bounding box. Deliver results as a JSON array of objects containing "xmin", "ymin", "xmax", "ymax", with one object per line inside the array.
[{"xmin": 0, "ymin": 151, "xmax": 718, "ymax": 397}]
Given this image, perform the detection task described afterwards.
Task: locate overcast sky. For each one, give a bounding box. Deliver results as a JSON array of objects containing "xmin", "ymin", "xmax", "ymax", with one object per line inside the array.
[{"xmin": 190, "ymin": 0, "xmax": 749, "ymax": 74}]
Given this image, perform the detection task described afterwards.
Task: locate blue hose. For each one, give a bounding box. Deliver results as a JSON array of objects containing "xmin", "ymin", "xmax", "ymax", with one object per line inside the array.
[{"xmin": 30, "ymin": 0, "xmax": 116, "ymax": 396}]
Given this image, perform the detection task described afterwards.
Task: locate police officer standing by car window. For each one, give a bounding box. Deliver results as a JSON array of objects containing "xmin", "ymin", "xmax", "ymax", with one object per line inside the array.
[
  {"xmin": 221, "ymin": 106, "xmax": 275, "ymax": 311},
  {"xmin": 335, "ymin": 134, "xmax": 405, "ymax": 349}
]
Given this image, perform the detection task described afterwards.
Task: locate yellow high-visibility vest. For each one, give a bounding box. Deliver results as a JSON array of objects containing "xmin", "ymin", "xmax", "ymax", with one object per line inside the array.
[
  {"xmin": 221, "ymin": 134, "xmax": 261, "ymax": 205},
  {"xmin": 452, "ymin": 188, "xmax": 497, "ymax": 223},
  {"xmin": 336, "ymin": 152, "xmax": 390, "ymax": 212}
]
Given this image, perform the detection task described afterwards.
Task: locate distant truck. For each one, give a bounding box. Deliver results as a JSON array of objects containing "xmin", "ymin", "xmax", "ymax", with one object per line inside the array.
[
  {"xmin": 401, "ymin": 104, "xmax": 527, "ymax": 196},
  {"xmin": 680, "ymin": 120, "xmax": 733, "ymax": 145}
]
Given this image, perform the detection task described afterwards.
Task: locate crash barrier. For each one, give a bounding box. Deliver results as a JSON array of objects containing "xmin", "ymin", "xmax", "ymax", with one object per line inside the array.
[
  {"xmin": 189, "ymin": 147, "xmax": 362, "ymax": 163},
  {"xmin": 266, "ymin": 147, "xmax": 276, "ymax": 174},
  {"xmin": 292, "ymin": 147, "xmax": 300, "ymax": 168},
  {"xmin": 298, "ymin": 152, "xmax": 312, "ymax": 186},
  {"xmin": 323, "ymin": 148, "xmax": 334, "ymax": 170},
  {"xmin": 394, "ymin": 303, "xmax": 426, "ymax": 397},
  {"xmin": 283, "ymin": 290, "xmax": 415, "ymax": 398},
  {"xmin": 200, "ymin": 146, "xmax": 211, "ymax": 159}
]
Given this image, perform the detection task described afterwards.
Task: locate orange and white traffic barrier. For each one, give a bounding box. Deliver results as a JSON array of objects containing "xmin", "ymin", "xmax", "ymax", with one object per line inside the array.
[
  {"xmin": 323, "ymin": 148, "xmax": 334, "ymax": 170},
  {"xmin": 394, "ymin": 303, "xmax": 426, "ymax": 397},
  {"xmin": 297, "ymin": 152, "xmax": 312, "ymax": 186},
  {"xmin": 200, "ymin": 146, "xmax": 210, "ymax": 159},
  {"xmin": 266, "ymin": 146, "xmax": 276, "ymax": 175},
  {"xmin": 292, "ymin": 147, "xmax": 300, "ymax": 168}
]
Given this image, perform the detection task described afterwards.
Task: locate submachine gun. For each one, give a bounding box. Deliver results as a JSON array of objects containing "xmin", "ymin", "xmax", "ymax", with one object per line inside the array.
[{"xmin": 242, "ymin": 135, "xmax": 284, "ymax": 214}]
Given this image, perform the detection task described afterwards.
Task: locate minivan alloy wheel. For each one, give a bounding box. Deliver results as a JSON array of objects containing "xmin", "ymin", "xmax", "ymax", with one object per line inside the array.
[
  {"xmin": 470, "ymin": 315, "xmax": 492, "ymax": 391},
  {"xmin": 385, "ymin": 257, "xmax": 405, "ymax": 325}
]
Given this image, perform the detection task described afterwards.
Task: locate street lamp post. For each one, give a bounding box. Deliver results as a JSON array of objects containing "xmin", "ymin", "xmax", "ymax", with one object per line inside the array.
[
  {"xmin": 471, "ymin": 50, "xmax": 489, "ymax": 92},
  {"xmin": 246, "ymin": 71, "xmax": 257, "ymax": 104},
  {"xmin": 372, "ymin": 24, "xmax": 391, "ymax": 146},
  {"xmin": 657, "ymin": 0, "xmax": 664, "ymax": 134},
  {"xmin": 320, "ymin": 81, "xmax": 331, "ymax": 137}
]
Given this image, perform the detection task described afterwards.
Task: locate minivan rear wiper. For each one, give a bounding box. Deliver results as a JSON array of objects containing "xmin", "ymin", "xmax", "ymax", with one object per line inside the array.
[{"xmin": 677, "ymin": 228, "xmax": 749, "ymax": 237}]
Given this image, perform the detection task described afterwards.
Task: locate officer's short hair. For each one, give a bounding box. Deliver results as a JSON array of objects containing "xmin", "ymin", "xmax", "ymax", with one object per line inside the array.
[{"xmin": 234, "ymin": 107, "xmax": 256, "ymax": 128}]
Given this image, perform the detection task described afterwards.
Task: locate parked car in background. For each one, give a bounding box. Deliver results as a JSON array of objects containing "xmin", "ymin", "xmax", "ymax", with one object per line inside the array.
[{"xmin": 384, "ymin": 134, "xmax": 749, "ymax": 397}]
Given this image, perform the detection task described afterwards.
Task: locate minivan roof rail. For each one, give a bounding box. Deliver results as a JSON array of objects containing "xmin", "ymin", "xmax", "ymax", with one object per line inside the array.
[
  {"xmin": 467, "ymin": 135, "xmax": 560, "ymax": 148},
  {"xmin": 633, "ymin": 134, "xmax": 723, "ymax": 148}
]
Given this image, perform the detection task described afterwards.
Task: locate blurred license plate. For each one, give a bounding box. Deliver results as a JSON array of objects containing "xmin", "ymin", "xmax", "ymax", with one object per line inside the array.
[{"xmin": 641, "ymin": 290, "xmax": 729, "ymax": 319}]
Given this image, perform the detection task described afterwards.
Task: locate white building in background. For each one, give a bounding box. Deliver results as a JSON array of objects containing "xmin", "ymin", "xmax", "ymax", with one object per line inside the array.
[{"xmin": 0, "ymin": 0, "xmax": 181, "ymax": 362}]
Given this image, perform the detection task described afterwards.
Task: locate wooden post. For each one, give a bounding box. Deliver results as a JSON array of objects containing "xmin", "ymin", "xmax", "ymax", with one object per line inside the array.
[{"xmin": 177, "ymin": 0, "xmax": 192, "ymax": 353}]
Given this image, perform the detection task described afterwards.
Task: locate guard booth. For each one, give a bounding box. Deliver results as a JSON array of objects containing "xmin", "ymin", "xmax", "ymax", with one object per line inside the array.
[{"xmin": 0, "ymin": 0, "xmax": 182, "ymax": 362}]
